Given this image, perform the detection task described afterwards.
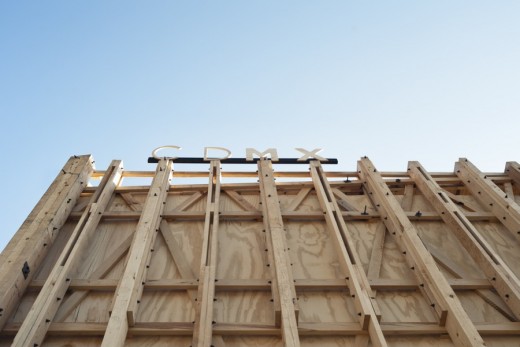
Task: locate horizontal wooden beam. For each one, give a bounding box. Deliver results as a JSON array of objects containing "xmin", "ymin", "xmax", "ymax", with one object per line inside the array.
[
  {"xmin": 68, "ymin": 210, "xmax": 500, "ymax": 222},
  {"xmin": 93, "ymin": 169, "xmax": 511, "ymax": 181},
  {"xmin": 3, "ymin": 322, "xmax": 520, "ymax": 337},
  {"xmin": 28, "ymin": 278, "xmax": 494, "ymax": 292},
  {"xmin": 84, "ymin": 175, "xmax": 518, "ymax": 196}
]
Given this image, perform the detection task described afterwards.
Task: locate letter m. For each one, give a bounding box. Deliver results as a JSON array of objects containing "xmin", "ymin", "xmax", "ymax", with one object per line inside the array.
[{"xmin": 246, "ymin": 148, "xmax": 279, "ymax": 162}]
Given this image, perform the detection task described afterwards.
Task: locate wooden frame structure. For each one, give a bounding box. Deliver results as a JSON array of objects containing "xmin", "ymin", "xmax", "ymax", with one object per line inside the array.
[{"xmin": 1, "ymin": 154, "xmax": 520, "ymax": 346}]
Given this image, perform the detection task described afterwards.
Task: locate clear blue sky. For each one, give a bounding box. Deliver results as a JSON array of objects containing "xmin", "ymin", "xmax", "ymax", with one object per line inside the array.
[{"xmin": 1, "ymin": 1, "xmax": 519, "ymax": 251}]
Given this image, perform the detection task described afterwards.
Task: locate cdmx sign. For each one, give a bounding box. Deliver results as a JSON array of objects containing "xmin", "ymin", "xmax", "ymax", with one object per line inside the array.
[{"xmin": 148, "ymin": 146, "xmax": 338, "ymax": 164}]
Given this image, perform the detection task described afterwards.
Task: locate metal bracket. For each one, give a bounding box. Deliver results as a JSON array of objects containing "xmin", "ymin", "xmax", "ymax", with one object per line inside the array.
[{"xmin": 22, "ymin": 261, "xmax": 30, "ymax": 280}]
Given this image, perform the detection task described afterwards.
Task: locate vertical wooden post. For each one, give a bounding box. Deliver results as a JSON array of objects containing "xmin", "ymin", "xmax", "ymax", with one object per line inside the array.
[
  {"xmin": 11, "ymin": 160, "xmax": 123, "ymax": 347},
  {"xmin": 408, "ymin": 160, "xmax": 520, "ymax": 319},
  {"xmin": 192, "ymin": 161, "xmax": 221, "ymax": 347},
  {"xmin": 505, "ymin": 161, "xmax": 520, "ymax": 187},
  {"xmin": 456, "ymin": 158, "xmax": 520, "ymax": 242},
  {"xmin": 258, "ymin": 159, "xmax": 300, "ymax": 347},
  {"xmin": 0, "ymin": 155, "xmax": 93, "ymax": 331},
  {"xmin": 358, "ymin": 157, "xmax": 485, "ymax": 347},
  {"xmin": 309, "ymin": 161, "xmax": 387, "ymax": 347},
  {"xmin": 101, "ymin": 159, "xmax": 172, "ymax": 347},
  {"xmin": 258, "ymin": 169, "xmax": 293, "ymax": 328}
]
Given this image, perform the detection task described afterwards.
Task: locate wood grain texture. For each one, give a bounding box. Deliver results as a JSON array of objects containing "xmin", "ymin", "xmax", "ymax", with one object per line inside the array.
[
  {"xmin": 101, "ymin": 159, "xmax": 172, "ymax": 347},
  {"xmin": 218, "ymin": 221, "xmax": 268, "ymax": 279},
  {"xmin": 0, "ymin": 155, "xmax": 93, "ymax": 332},
  {"xmin": 3, "ymin": 157, "xmax": 520, "ymax": 346},
  {"xmin": 12, "ymin": 160, "xmax": 122, "ymax": 347},
  {"xmin": 285, "ymin": 221, "xmax": 341, "ymax": 279},
  {"xmin": 409, "ymin": 161, "xmax": 520, "ymax": 322},
  {"xmin": 258, "ymin": 159, "xmax": 300, "ymax": 346},
  {"xmin": 472, "ymin": 221, "xmax": 520, "ymax": 279},
  {"xmin": 360, "ymin": 158, "xmax": 485, "ymax": 347}
]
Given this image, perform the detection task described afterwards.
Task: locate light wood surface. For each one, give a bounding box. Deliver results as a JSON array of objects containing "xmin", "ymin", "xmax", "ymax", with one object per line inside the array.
[{"xmin": 1, "ymin": 156, "xmax": 519, "ymax": 347}]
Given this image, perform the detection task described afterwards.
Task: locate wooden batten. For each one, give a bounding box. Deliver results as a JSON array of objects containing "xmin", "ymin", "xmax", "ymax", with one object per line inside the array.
[
  {"xmin": 309, "ymin": 161, "xmax": 387, "ymax": 347},
  {"xmin": 0, "ymin": 155, "xmax": 94, "ymax": 332},
  {"xmin": 101, "ymin": 159, "xmax": 172, "ymax": 347},
  {"xmin": 258, "ymin": 159, "xmax": 300, "ymax": 346},
  {"xmin": 409, "ymin": 161, "xmax": 520, "ymax": 320},
  {"xmin": 505, "ymin": 161, "xmax": 520, "ymax": 187},
  {"xmin": 456, "ymin": 158, "xmax": 520, "ymax": 243},
  {"xmin": 2, "ymin": 155, "xmax": 520, "ymax": 347},
  {"xmin": 11, "ymin": 160, "xmax": 123, "ymax": 347},
  {"xmin": 358, "ymin": 158, "xmax": 485, "ymax": 347},
  {"xmin": 192, "ymin": 161, "xmax": 222, "ymax": 347}
]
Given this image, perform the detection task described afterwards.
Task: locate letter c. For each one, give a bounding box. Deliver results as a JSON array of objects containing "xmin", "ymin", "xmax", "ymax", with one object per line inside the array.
[{"xmin": 151, "ymin": 145, "xmax": 182, "ymax": 160}]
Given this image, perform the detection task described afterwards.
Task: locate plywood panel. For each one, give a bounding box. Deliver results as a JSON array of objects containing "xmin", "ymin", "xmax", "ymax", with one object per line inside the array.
[
  {"xmin": 33, "ymin": 222, "xmax": 75, "ymax": 280},
  {"xmin": 145, "ymin": 233, "xmax": 180, "ymax": 279},
  {"xmin": 379, "ymin": 235, "xmax": 415, "ymax": 280},
  {"xmin": 376, "ymin": 291, "xmax": 437, "ymax": 323},
  {"xmin": 217, "ymin": 221, "xmax": 267, "ymax": 279},
  {"xmin": 473, "ymin": 221, "xmax": 520, "ymax": 279},
  {"xmin": 75, "ymin": 221, "xmax": 136, "ymax": 279},
  {"xmin": 61, "ymin": 292, "xmax": 111, "ymax": 323},
  {"xmin": 161, "ymin": 220, "xmax": 203, "ymax": 277},
  {"xmin": 386, "ymin": 336, "xmax": 454, "ymax": 347},
  {"xmin": 28, "ymin": 337, "xmax": 193, "ymax": 347},
  {"xmin": 484, "ymin": 337, "xmax": 520, "ymax": 347},
  {"xmin": 219, "ymin": 192, "xmax": 244, "ymax": 211},
  {"xmin": 278, "ymin": 189, "xmax": 301, "ymax": 211},
  {"xmin": 167, "ymin": 192, "xmax": 204, "ymax": 211},
  {"xmin": 223, "ymin": 336, "xmax": 283, "ymax": 347},
  {"xmin": 213, "ymin": 291, "xmax": 274, "ymax": 324},
  {"xmin": 337, "ymin": 194, "xmax": 373, "ymax": 213},
  {"xmin": 414, "ymin": 222, "xmax": 484, "ymax": 278},
  {"xmin": 7, "ymin": 293, "xmax": 37, "ymax": 324},
  {"xmin": 297, "ymin": 291, "xmax": 357, "ymax": 323},
  {"xmin": 300, "ymin": 337, "xmax": 357, "ymax": 347},
  {"xmin": 286, "ymin": 221, "xmax": 342, "ymax": 279},
  {"xmin": 136, "ymin": 292, "xmax": 194, "ymax": 322},
  {"xmin": 180, "ymin": 193, "xmax": 208, "ymax": 212},
  {"xmin": 32, "ymin": 337, "xmax": 102, "ymax": 347},
  {"xmin": 344, "ymin": 221, "xmax": 379, "ymax": 273},
  {"xmin": 292, "ymin": 192, "xmax": 322, "ymax": 212},
  {"xmin": 405, "ymin": 194, "xmax": 436, "ymax": 213},
  {"xmin": 125, "ymin": 337, "xmax": 192, "ymax": 346},
  {"xmin": 107, "ymin": 194, "xmax": 142, "ymax": 212},
  {"xmin": 457, "ymin": 292, "xmax": 510, "ymax": 323},
  {"xmin": 3, "ymin": 156, "xmax": 520, "ymax": 346}
]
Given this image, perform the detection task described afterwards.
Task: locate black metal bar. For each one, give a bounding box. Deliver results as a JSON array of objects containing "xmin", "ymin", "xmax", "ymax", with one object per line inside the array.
[{"xmin": 147, "ymin": 157, "xmax": 338, "ymax": 165}]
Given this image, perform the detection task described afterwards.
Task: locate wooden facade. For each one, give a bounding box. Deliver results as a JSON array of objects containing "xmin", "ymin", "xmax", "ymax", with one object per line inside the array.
[{"xmin": 1, "ymin": 154, "xmax": 520, "ymax": 346}]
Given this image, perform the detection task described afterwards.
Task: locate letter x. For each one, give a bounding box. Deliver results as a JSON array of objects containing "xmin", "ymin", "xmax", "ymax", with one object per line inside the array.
[{"xmin": 295, "ymin": 148, "xmax": 327, "ymax": 162}]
